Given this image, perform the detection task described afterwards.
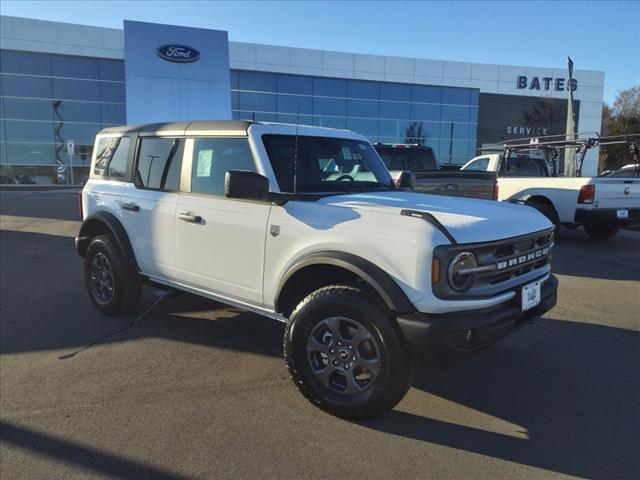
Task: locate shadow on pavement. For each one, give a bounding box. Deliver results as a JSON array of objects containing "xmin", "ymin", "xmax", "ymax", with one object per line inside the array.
[
  {"xmin": 0, "ymin": 420, "xmax": 193, "ymax": 480},
  {"xmin": 361, "ymin": 318, "xmax": 640, "ymax": 480},
  {"xmin": 0, "ymin": 190, "xmax": 81, "ymax": 222},
  {"xmin": 551, "ymin": 229, "xmax": 640, "ymax": 281},
  {"xmin": 2, "ymin": 211, "xmax": 639, "ymax": 479}
]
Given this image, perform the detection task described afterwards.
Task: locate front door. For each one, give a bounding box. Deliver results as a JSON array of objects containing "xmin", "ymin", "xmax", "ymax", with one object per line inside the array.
[{"xmin": 173, "ymin": 137, "xmax": 271, "ymax": 306}]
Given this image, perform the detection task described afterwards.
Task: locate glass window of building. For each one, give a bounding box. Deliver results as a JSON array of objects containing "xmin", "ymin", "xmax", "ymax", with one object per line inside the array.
[
  {"xmin": 0, "ymin": 51, "xmax": 51, "ymax": 75},
  {"xmin": 98, "ymin": 60, "xmax": 125, "ymax": 81},
  {"xmin": 239, "ymin": 71, "xmax": 276, "ymax": 92},
  {"xmin": 347, "ymin": 81, "xmax": 379, "ymax": 100},
  {"xmin": 229, "ymin": 70, "xmax": 479, "ymax": 164},
  {"xmin": 277, "ymin": 75, "xmax": 312, "ymax": 95},
  {"xmin": 313, "ymin": 78, "xmax": 346, "ymax": 98},
  {"xmin": 1, "ymin": 50, "xmax": 126, "ymax": 184},
  {"xmin": 52, "ymin": 56, "xmax": 99, "ymax": 79}
]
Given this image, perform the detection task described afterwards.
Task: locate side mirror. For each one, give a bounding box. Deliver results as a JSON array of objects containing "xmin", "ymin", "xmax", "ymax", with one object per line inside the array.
[
  {"xmin": 225, "ymin": 170, "xmax": 269, "ymax": 201},
  {"xmin": 395, "ymin": 170, "xmax": 415, "ymax": 190}
]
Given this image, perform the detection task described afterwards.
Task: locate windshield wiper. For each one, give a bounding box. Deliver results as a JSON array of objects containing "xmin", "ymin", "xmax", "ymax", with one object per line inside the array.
[
  {"xmin": 291, "ymin": 181, "xmax": 395, "ymax": 194},
  {"xmin": 291, "ymin": 183, "xmax": 351, "ymax": 193},
  {"xmin": 340, "ymin": 181, "xmax": 395, "ymax": 191}
]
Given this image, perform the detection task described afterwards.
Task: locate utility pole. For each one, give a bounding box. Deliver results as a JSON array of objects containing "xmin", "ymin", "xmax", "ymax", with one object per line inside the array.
[{"xmin": 564, "ymin": 56, "xmax": 577, "ymax": 177}]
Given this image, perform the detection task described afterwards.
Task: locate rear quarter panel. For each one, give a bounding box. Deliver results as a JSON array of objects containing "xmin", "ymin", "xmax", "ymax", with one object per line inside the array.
[{"xmin": 497, "ymin": 177, "xmax": 590, "ymax": 223}]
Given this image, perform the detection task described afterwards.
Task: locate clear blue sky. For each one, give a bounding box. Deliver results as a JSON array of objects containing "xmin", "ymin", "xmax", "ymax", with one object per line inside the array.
[{"xmin": 2, "ymin": 1, "xmax": 638, "ymax": 104}]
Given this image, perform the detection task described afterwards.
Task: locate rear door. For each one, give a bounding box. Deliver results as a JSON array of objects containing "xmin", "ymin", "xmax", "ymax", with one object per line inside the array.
[
  {"xmin": 84, "ymin": 135, "xmax": 132, "ymax": 219},
  {"xmin": 118, "ymin": 136, "xmax": 184, "ymax": 280},
  {"xmin": 173, "ymin": 137, "xmax": 271, "ymax": 306}
]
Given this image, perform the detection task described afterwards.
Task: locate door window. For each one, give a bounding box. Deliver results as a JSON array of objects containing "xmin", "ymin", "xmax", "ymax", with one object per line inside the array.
[
  {"xmin": 190, "ymin": 138, "xmax": 257, "ymax": 196},
  {"xmin": 135, "ymin": 137, "xmax": 184, "ymax": 190}
]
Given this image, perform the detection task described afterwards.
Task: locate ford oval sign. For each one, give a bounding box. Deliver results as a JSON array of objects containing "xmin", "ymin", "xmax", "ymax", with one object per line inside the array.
[{"xmin": 156, "ymin": 44, "xmax": 200, "ymax": 63}]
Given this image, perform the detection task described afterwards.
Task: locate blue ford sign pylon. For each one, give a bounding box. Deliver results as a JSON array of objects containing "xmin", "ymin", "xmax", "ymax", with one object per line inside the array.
[{"xmin": 156, "ymin": 44, "xmax": 200, "ymax": 63}]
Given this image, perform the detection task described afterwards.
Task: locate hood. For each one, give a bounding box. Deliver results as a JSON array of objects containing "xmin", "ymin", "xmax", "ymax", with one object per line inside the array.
[{"xmin": 317, "ymin": 191, "xmax": 553, "ymax": 244}]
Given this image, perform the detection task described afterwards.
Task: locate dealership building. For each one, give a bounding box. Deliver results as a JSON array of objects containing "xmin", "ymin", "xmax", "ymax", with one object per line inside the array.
[{"xmin": 0, "ymin": 15, "xmax": 605, "ymax": 185}]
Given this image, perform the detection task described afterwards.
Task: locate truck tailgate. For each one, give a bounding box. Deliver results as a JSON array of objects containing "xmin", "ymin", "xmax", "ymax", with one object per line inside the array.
[{"xmin": 594, "ymin": 178, "xmax": 640, "ymax": 209}]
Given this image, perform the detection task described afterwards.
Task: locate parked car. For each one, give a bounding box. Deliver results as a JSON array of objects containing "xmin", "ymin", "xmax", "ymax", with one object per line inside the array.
[
  {"xmin": 601, "ymin": 163, "xmax": 640, "ymax": 177},
  {"xmin": 77, "ymin": 121, "xmax": 558, "ymax": 419},
  {"xmin": 374, "ymin": 143, "xmax": 497, "ymax": 200}
]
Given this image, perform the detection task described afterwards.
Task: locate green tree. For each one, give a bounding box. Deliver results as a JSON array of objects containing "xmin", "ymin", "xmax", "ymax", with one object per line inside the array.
[{"xmin": 599, "ymin": 86, "xmax": 640, "ymax": 172}]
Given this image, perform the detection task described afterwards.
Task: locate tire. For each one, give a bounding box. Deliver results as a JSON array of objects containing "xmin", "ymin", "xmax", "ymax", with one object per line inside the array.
[
  {"xmin": 527, "ymin": 201, "xmax": 560, "ymax": 238},
  {"xmin": 84, "ymin": 234, "xmax": 142, "ymax": 316},
  {"xmin": 284, "ymin": 285, "xmax": 413, "ymax": 419},
  {"xmin": 584, "ymin": 223, "xmax": 619, "ymax": 240}
]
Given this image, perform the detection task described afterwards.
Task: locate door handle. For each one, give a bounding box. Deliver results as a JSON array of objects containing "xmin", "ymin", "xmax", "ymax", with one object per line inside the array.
[
  {"xmin": 122, "ymin": 202, "xmax": 140, "ymax": 212},
  {"xmin": 179, "ymin": 212, "xmax": 202, "ymax": 223}
]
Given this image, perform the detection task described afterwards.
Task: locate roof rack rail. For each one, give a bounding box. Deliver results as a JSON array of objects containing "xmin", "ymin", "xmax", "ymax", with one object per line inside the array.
[{"xmin": 484, "ymin": 132, "xmax": 640, "ymax": 177}]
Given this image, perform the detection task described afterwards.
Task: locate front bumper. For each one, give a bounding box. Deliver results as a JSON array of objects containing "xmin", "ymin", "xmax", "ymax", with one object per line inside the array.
[
  {"xmin": 575, "ymin": 208, "xmax": 640, "ymax": 228},
  {"xmin": 397, "ymin": 274, "xmax": 558, "ymax": 366}
]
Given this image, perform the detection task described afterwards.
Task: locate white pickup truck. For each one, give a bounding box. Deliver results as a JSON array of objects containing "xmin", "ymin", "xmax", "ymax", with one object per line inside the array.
[{"xmin": 460, "ymin": 152, "xmax": 640, "ymax": 239}]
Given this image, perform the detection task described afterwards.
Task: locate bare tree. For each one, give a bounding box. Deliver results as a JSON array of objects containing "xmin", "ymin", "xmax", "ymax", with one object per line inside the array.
[
  {"xmin": 404, "ymin": 121, "xmax": 428, "ymax": 145},
  {"xmin": 599, "ymin": 86, "xmax": 640, "ymax": 172},
  {"xmin": 521, "ymin": 98, "xmax": 564, "ymax": 134}
]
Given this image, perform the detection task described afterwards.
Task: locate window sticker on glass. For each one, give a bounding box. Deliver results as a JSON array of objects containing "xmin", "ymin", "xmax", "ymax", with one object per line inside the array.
[{"xmin": 196, "ymin": 150, "xmax": 213, "ymax": 177}]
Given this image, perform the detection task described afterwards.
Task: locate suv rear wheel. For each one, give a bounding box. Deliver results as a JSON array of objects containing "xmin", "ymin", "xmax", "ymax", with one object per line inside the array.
[
  {"xmin": 284, "ymin": 285, "xmax": 413, "ymax": 419},
  {"xmin": 84, "ymin": 234, "xmax": 142, "ymax": 316}
]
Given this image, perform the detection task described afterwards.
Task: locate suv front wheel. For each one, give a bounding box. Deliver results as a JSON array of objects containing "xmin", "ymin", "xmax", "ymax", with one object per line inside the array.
[
  {"xmin": 84, "ymin": 234, "xmax": 142, "ymax": 316},
  {"xmin": 284, "ymin": 285, "xmax": 413, "ymax": 419}
]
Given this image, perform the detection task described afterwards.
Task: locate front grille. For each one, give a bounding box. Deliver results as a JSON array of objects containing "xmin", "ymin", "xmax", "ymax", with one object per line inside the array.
[{"xmin": 433, "ymin": 228, "xmax": 554, "ymax": 299}]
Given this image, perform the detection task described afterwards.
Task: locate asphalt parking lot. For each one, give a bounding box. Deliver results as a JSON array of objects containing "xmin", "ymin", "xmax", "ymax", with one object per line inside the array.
[{"xmin": 1, "ymin": 189, "xmax": 639, "ymax": 480}]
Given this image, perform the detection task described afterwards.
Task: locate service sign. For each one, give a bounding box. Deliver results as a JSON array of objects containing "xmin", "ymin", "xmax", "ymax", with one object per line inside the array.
[{"xmin": 156, "ymin": 44, "xmax": 200, "ymax": 63}]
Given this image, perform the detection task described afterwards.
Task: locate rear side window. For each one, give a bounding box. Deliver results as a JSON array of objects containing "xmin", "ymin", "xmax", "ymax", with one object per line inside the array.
[
  {"xmin": 190, "ymin": 138, "xmax": 256, "ymax": 196},
  {"xmin": 409, "ymin": 149, "xmax": 437, "ymax": 171},
  {"xmin": 376, "ymin": 148, "xmax": 407, "ymax": 170},
  {"xmin": 464, "ymin": 157, "xmax": 490, "ymax": 171},
  {"xmin": 135, "ymin": 137, "xmax": 184, "ymax": 191},
  {"xmin": 93, "ymin": 136, "xmax": 130, "ymax": 178}
]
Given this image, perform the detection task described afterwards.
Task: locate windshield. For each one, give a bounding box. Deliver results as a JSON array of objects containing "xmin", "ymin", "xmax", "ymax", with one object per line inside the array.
[{"xmin": 262, "ymin": 134, "xmax": 393, "ymax": 193}]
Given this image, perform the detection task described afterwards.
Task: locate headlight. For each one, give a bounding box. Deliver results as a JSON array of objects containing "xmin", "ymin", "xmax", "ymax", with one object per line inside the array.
[{"xmin": 448, "ymin": 251, "xmax": 477, "ymax": 292}]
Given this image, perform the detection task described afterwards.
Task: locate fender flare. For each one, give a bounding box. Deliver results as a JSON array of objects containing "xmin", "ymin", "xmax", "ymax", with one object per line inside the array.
[
  {"xmin": 76, "ymin": 211, "xmax": 139, "ymax": 272},
  {"xmin": 275, "ymin": 251, "xmax": 415, "ymax": 314}
]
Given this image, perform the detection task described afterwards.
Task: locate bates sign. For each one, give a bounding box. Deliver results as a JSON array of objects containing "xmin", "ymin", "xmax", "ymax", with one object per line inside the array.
[
  {"xmin": 517, "ymin": 75, "xmax": 577, "ymax": 92},
  {"xmin": 156, "ymin": 44, "xmax": 200, "ymax": 63}
]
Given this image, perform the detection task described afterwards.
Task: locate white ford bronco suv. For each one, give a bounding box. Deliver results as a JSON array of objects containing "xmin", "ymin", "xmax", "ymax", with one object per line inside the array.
[{"xmin": 77, "ymin": 121, "xmax": 558, "ymax": 419}]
